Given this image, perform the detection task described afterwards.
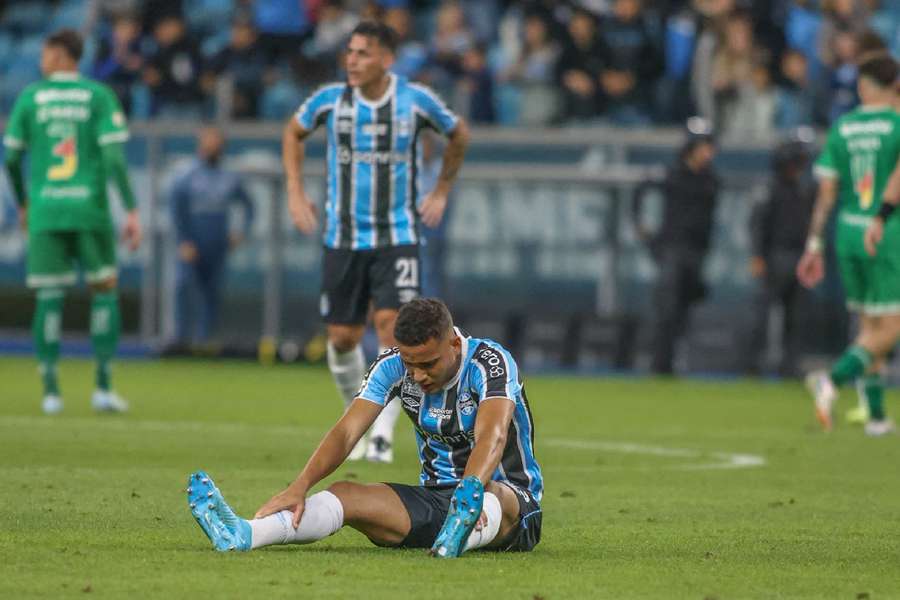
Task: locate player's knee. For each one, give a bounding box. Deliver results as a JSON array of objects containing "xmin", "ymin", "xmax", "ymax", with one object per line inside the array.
[
  {"xmin": 89, "ymin": 277, "xmax": 117, "ymax": 293},
  {"xmin": 328, "ymin": 329, "xmax": 361, "ymax": 353}
]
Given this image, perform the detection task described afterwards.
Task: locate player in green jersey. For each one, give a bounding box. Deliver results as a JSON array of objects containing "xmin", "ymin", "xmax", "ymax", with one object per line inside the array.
[
  {"xmin": 3, "ymin": 30, "xmax": 142, "ymax": 415},
  {"xmin": 797, "ymin": 54, "xmax": 900, "ymax": 436}
]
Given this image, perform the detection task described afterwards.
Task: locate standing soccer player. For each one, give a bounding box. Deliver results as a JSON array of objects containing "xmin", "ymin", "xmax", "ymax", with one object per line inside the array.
[
  {"xmin": 3, "ymin": 30, "xmax": 142, "ymax": 414},
  {"xmin": 797, "ymin": 54, "xmax": 900, "ymax": 435},
  {"xmin": 282, "ymin": 22, "xmax": 469, "ymax": 462}
]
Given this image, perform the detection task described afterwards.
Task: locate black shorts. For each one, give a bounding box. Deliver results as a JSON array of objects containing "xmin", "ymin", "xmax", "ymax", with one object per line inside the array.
[
  {"xmin": 320, "ymin": 245, "xmax": 420, "ymax": 325},
  {"xmin": 386, "ymin": 481, "xmax": 542, "ymax": 552}
]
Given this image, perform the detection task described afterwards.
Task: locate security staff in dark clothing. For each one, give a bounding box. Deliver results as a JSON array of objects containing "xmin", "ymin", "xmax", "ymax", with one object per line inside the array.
[
  {"xmin": 170, "ymin": 126, "xmax": 254, "ymax": 347},
  {"xmin": 635, "ymin": 118, "xmax": 719, "ymax": 374},
  {"xmin": 746, "ymin": 134, "xmax": 815, "ymax": 376}
]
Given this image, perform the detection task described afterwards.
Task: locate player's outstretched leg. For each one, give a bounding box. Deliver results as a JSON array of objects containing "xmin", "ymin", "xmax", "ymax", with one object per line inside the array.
[
  {"xmin": 430, "ymin": 476, "xmax": 484, "ymax": 558},
  {"xmin": 186, "ymin": 471, "xmax": 345, "ymax": 552},
  {"xmin": 33, "ymin": 288, "xmax": 64, "ymax": 414},
  {"xmin": 187, "ymin": 471, "xmax": 252, "ymax": 551},
  {"xmin": 90, "ymin": 289, "xmax": 128, "ymax": 413}
]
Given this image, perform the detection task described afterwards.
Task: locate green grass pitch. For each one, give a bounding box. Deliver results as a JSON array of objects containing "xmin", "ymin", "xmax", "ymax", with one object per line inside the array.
[{"xmin": 1, "ymin": 356, "xmax": 898, "ymax": 599}]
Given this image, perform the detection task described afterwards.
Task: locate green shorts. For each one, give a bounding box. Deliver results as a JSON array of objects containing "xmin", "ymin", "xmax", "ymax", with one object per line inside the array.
[
  {"xmin": 838, "ymin": 252, "xmax": 900, "ymax": 315},
  {"xmin": 26, "ymin": 229, "xmax": 117, "ymax": 289}
]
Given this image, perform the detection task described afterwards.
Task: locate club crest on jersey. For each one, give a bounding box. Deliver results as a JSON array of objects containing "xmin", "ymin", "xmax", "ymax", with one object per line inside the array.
[
  {"xmin": 458, "ymin": 391, "xmax": 475, "ymax": 416},
  {"xmin": 401, "ymin": 379, "xmax": 423, "ymax": 409}
]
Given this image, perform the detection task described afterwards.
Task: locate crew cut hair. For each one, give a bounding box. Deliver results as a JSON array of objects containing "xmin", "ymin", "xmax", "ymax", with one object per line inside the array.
[
  {"xmin": 350, "ymin": 21, "xmax": 398, "ymax": 53},
  {"xmin": 394, "ymin": 298, "xmax": 454, "ymax": 346},
  {"xmin": 45, "ymin": 29, "xmax": 83, "ymax": 61},
  {"xmin": 858, "ymin": 54, "xmax": 899, "ymax": 89}
]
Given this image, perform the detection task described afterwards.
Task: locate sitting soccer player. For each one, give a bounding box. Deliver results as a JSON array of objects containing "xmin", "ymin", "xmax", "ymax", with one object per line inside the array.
[{"xmin": 186, "ymin": 298, "xmax": 542, "ymax": 557}]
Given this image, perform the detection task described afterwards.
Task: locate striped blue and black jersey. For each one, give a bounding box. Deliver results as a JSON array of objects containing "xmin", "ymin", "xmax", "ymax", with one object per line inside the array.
[
  {"xmin": 357, "ymin": 328, "xmax": 543, "ymax": 502},
  {"xmin": 295, "ymin": 74, "xmax": 459, "ymax": 250}
]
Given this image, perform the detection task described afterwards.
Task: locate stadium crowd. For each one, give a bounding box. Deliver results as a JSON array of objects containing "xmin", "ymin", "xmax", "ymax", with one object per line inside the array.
[{"xmin": 1, "ymin": 0, "xmax": 899, "ymax": 132}]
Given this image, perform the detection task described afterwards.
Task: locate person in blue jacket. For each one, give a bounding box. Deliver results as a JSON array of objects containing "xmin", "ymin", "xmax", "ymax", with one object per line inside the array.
[{"xmin": 170, "ymin": 126, "xmax": 254, "ymax": 347}]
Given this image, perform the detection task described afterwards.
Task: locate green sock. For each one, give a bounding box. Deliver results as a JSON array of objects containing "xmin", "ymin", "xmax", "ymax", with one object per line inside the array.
[
  {"xmin": 33, "ymin": 289, "xmax": 64, "ymax": 396},
  {"xmin": 91, "ymin": 291, "xmax": 120, "ymax": 392},
  {"xmin": 830, "ymin": 346, "xmax": 873, "ymax": 386},
  {"xmin": 858, "ymin": 374, "xmax": 886, "ymax": 421}
]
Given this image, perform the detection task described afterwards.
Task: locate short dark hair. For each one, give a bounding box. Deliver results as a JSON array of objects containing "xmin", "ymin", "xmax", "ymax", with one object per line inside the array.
[
  {"xmin": 394, "ymin": 298, "xmax": 453, "ymax": 346},
  {"xmin": 350, "ymin": 21, "xmax": 398, "ymax": 53},
  {"xmin": 858, "ymin": 54, "xmax": 899, "ymax": 89},
  {"xmin": 45, "ymin": 29, "xmax": 83, "ymax": 61}
]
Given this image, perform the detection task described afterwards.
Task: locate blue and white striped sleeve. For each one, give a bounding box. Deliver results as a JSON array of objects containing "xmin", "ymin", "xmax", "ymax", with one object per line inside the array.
[
  {"xmin": 357, "ymin": 351, "xmax": 404, "ymax": 407},
  {"xmin": 471, "ymin": 342, "xmax": 520, "ymax": 403},
  {"xmin": 294, "ymin": 85, "xmax": 342, "ymax": 131},
  {"xmin": 410, "ymin": 83, "xmax": 459, "ymax": 136}
]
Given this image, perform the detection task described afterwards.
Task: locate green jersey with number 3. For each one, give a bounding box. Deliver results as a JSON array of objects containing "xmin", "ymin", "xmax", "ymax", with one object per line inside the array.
[
  {"xmin": 3, "ymin": 72, "xmax": 129, "ymax": 232},
  {"xmin": 814, "ymin": 106, "xmax": 900, "ymax": 257}
]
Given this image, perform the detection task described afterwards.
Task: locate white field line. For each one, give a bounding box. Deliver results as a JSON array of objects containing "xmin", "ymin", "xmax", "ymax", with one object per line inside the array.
[
  {"xmin": 0, "ymin": 416, "xmax": 766, "ymax": 471},
  {"xmin": 543, "ymin": 438, "xmax": 766, "ymax": 470}
]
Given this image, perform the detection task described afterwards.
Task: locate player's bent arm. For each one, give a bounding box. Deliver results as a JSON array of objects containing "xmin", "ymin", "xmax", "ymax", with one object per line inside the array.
[
  {"xmin": 292, "ymin": 398, "xmax": 383, "ymax": 491},
  {"xmin": 282, "ymin": 118, "xmax": 312, "ymax": 194},
  {"xmin": 434, "ymin": 118, "xmax": 469, "ymax": 196},
  {"xmin": 805, "ymin": 175, "xmax": 837, "ymax": 253},
  {"xmin": 462, "ymin": 397, "xmax": 515, "ymax": 485}
]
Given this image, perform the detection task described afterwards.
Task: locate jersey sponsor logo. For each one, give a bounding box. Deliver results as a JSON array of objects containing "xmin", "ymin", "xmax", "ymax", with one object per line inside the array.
[
  {"xmin": 41, "ymin": 185, "xmax": 89, "ymax": 198},
  {"xmin": 428, "ymin": 407, "xmax": 454, "ymax": 421},
  {"xmin": 401, "ymin": 378, "xmax": 424, "ymax": 409},
  {"xmin": 478, "ymin": 348, "xmax": 506, "ymax": 379},
  {"xmin": 458, "ymin": 391, "xmax": 475, "ymax": 416},
  {"xmin": 362, "ymin": 123, "xmax": 389, "ymax": 136},
  {"xmin": 35, "ymin": 88, "xmax": 92, "ymax": 104},
  {"xmin": 336, "ymin": 145, "xmax": 406, "ymax": 165},
  {"xmin": 414, "ymin": 423, "xmax": 474, "ymax": 445},
  {"xmin": 840, "ymin": 120, "xmax": 894, "ymax": 137},
  {"xmin": 36, "ymin": 105, "xmax": 90, "ymax": 123}
]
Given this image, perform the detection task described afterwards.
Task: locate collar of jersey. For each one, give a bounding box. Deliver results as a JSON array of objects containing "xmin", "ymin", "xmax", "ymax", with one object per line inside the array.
[
  {"xmin": 353, "ymin": 73, "xmax": 397, "ymax": 109},
  {"xmin": 858, "ymin": 105, "xmax": 893, "ymax": 113},
  {"xmin": 48, "ymin": 71, "xmax": 80, "ymax": 81},
  {"xmin": 441, "ymin": 327, "xmax": 469, "ymax": 391}
]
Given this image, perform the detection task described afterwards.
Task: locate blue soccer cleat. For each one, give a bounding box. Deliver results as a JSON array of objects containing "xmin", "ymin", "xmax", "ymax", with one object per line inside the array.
[
  {"xmin": 186, "ymin": 470, "xmax": 252, "ymax": 552},
  {"xmin": 430, "ymin": 476, "xmax": 484, "ymax": 558}
]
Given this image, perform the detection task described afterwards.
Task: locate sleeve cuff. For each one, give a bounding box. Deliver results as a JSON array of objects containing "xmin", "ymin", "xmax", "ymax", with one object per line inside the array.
[
  {"xmin": 3, "ymin": 135, "xmax": 24, "ymax": 149},
  {"xmin": 813, "ymin": 165, "xmax": 838, "ymax": 180},
  {"xmin": 99, "ymin": 131, "xmax": 130, "ymax": 145}
]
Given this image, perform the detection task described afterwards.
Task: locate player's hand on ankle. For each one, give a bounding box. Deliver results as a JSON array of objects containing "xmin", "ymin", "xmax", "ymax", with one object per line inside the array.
[{"xmin": 254, "ymin": 483, "xmax": 307, "ymax": 528}]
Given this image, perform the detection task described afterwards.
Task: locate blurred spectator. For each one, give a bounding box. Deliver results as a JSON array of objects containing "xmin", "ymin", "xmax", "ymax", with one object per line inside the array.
[
  {"xmin": 597, "ymin": 0, "xmax": 663, "ymax": 125},
  {"xmin": 659, "ymin": 6, "xmax": 700, "ymax": 123},
  {"xmin": 457, "ymin": 45, "xmax": 496, "ymax": 124},
  {"xmin": 557, "ymin": 8, "xmax": 604, "ymax": 121},
  {"xmin": 865, "ymin": 0, "xmax": 900, "ymax": 55},
  {"xmin": 709, "ymin": 10, "xmax": 758, "ymax": 132},
  {"xmin": 384, "ymin": 7, "xmax": 427, "ymax": 79},
  {"xmin": 721, "ymin": 61, "xmax": 777, "ymax": 138},
  {"xmin": 746, "ymin": 134, "xmax": 815, "ymax": 376},
  {"xmin": 826, "ymin": 26, "xmax": 860, "ymax": 121},
  {"xmin": 254, "ymin": 0, "xmax": 313, "ymax": 65},
  {"xmin": 208, "ymin": 17, "xmax": 269, "ymax": 119},
  {"xmin": 818, "ymin": 0, "xmax": 868, "ymax": 68},
  {"xmin": 169, "ymin": 127, "xmax": 254, "ymax": 349},
  {"xmin": 418, "ymin": 133, "xmax": 451, "ymax": 298},
  {"xmin": 501, "ymin": 12, "xmax": 562, "ymax": 125},
  {"xmin": 634, "ymin": 119, "xmax": 719, "ymax": 374},
  {"xmin": 775, "ymin": 49, "xmax": 818, "ymax": 129},
  {"xmin": 92, "ymin": 12, "xmax": 144, "ymax": 114},
  {"xmin": 144, "ymin": 14, "xmax": 208, "ymax": 117},
  {"xmin": 307, "ymin": 0, "xmax": 359, "ymax": 64},
  {"xmin": 429, "ymin": 1, "xmax": 476, "ymax": 93},
  {"xmin": 691, "ymin": 0, "xmax": 736, "ymax": 124},
  {"xmin": 785, "ymin": 0, "xmax": 825, "ymax": 77}
]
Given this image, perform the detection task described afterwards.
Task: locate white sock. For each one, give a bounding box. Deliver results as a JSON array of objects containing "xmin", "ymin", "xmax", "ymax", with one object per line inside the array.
[
  {"xmin": 327, "ymin": 342, "xmax": 366, "ymax": 410},
  {"xmin": 249, "ymin": 490, "xmax": 344, "ymax": 549},
  {"xmin": 463, "ymin": 492, "xmax": 502, "ymax": 552},
  {"xmin": 370, "ymin": 397, "xmax": 401, "ymax": 441}
]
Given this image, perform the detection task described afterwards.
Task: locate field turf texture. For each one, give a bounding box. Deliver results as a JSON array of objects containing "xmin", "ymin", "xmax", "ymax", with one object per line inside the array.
[{"xmin": 1, "ymin": 357, "xmax": 898, "ymax": 599}]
